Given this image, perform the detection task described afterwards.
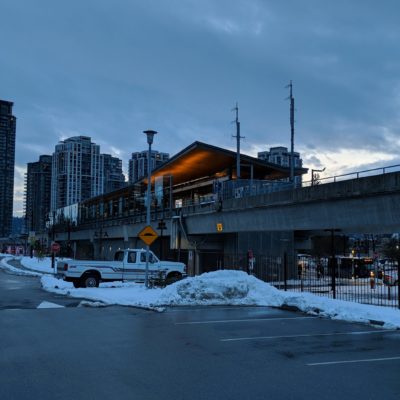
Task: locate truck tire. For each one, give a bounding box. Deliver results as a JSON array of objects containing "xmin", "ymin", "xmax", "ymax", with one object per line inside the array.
[
  {"xmin": 165, "ymin": 272, "xmax": 182, "ymax": 285},
  {"xmin": 80, "ymin": 273, "xmax": 100, "ymax": 288}
]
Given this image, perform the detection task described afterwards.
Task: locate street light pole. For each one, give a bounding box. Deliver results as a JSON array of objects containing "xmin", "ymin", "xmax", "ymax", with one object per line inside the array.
[
  {"xmin": 311, "ymin": 167, "xmax": 326, "ymax": 186},
  {"xmin": 51, "ymin": 210, "xmax": 56, "ymax": 274},
  {"xmin": 143, "ymin": 130, "xmax": 157, "ymax": 288}
]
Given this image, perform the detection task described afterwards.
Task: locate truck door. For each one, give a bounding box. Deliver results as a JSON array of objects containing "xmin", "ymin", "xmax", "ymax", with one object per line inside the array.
[{"xmin": 124, "ymin": 251, "xmax": 139, "ymax": 281}]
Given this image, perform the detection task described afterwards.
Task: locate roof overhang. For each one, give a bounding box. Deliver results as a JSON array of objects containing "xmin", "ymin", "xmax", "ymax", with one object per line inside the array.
[{"xmin": 146, "ymin": 141, "xmax": 307, "ymax": 185}]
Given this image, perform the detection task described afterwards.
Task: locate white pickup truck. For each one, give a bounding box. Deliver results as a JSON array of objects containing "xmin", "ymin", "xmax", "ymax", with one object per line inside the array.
[{"xmin": 56, "ymin": 249, "xmax": 186, "ymax": 288}]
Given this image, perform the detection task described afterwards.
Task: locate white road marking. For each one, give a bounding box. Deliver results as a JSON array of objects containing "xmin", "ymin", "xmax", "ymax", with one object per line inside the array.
[
  {"xmin": 307, "ymin": 356, "xmax": 400, "ymax": 366},
  {"xmin": 176, "ymin": 316, "xmax": 316, "ymax": 325},
  {"xmin": 168, "ymin": 306, "xmax": 264, "ymax": 313},
  {"xmin": 37, "ymin": 301, "xmax": 65, "ymax": 309},
  {"xmin": 221, "ymin": 329, "xmax": 396, "ymax": 342}
]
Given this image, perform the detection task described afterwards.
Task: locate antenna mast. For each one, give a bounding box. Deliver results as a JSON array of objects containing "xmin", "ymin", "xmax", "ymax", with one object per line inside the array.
[
  {"xmin": 287, "ymin": 80, "xmax": 295, "ymax": 186},
  {"xmin": 232, "ymin": 102, "xmax": 244, "ymax": 179}
]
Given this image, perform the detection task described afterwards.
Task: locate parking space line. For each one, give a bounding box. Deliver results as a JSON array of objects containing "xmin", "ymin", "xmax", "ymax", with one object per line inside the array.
[
  {"xmin": 175, "ymin": 316, "xmax": 316, "ymax": 325},
  {"xmin": 307, "ymin": 356, "xmax": 400, "ymax": 366},
  {"xmin": 167, "ymin": 306, "xmax": 263, "ymax": 313},
  {"xmin": 220, "ymin": 329, "xmax": 396, "ymax": 342}
]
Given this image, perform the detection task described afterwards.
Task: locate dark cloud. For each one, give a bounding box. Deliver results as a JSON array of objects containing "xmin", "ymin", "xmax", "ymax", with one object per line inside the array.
[{"xmin": 1, "ymin": 0, "xmax": 400, "ymax": 214}]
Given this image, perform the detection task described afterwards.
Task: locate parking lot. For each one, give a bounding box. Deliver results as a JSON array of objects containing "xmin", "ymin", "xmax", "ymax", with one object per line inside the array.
[
  {"xmin": 166, "ymin": 306, "xmax": 400, "ymax": 399},
  {"xmin": 2, "ymin": 301, "xmax": 399, "ymax": 400}
]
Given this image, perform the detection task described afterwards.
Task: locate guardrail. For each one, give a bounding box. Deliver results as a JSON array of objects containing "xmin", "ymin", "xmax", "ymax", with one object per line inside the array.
[{"xmin": 303, "ymin": 163, "xmax": 400, "ymax": 187}]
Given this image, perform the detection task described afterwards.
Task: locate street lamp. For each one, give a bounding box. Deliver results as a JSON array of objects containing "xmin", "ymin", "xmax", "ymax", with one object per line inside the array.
[
  {"xmin": 311, "ymin": 167, "xmax": 325, "ymax": 186},
  {"xmin": 143, "ymin": 129, "xmax": 157, "ymax": 288},
  {"xmin": 51, "ymin": 210, "xmax": 56, "ymax": 274}
]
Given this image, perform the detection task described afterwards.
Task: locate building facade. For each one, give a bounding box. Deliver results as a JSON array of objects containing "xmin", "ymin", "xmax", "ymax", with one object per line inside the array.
[
  {"xmin": 51, "ymin": 136, "xmax": 103, "ymax": 211},
  {"xmin": 258, "ymin": 146, "xmax": 302, "ymax": 187},
  {"xmin": 0, "ymin": 100, "xmax": 16, "ymax": 238},
  {"xmin": 24, "ymin": 155, "xmax": 52, "ymax": 234},
  {"xmin": 128, "ymin": 150, "xmax": 169, "ymax": 184},
  {"xmin": 102, "ymin": 154, "xmax": 126, "ymax": 194}
]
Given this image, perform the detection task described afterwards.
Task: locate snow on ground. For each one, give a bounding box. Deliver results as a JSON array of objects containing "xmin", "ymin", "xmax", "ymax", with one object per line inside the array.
[
  {"xmin": 2, "ymin": 255, "xmax": 399, "ymax": 329},
  {"xmin": 0, "ymin": 255, "xmax": 43, "ymax": 277},
  {"xmin": 20, "ymin": 256, "xmax": 66, "ymax": 274}
]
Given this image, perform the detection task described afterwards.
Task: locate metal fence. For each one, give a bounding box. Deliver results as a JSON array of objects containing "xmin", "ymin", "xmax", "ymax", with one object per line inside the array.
[
  {"xmin": 303, "ymin": 163, "xmax": 400, "ymax": 187},
  {"xmin": 212, "ymin": 252, "xmax": 400, "ymax": 309}
]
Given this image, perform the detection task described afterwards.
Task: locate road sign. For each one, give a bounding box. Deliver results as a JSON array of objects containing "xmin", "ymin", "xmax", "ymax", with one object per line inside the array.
[
  {"xmin": 51, "ymin": 242, "xmax": 61, "ymax": 253},
  {"xmin": 157, "ymin": 220, "xmax": 166, "ymax": 230},
  {"xmin": 138, "ymin": 225, "xmax": 158, "ymax": 246}
]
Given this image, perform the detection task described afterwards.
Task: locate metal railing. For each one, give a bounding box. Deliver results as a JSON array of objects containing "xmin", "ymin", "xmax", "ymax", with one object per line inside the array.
[
  {"xmin": 205, "ymin": 252, "xmax": 400, "ymax": 309},
  {"xmin": 303, "ymin": 163, "xmax": 400, "ymax": 187}
]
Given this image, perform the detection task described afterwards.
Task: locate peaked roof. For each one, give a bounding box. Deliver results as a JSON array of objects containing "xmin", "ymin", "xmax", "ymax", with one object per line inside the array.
[{"xmin": 146, "ymin": 141, "xmax": 307, "ymax": 185}]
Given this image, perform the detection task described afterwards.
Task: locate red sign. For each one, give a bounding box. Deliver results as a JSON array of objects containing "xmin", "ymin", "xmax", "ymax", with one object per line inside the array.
[{"xmin": 51, "ymin": 242, "xmax": 61, "ymax": 253}]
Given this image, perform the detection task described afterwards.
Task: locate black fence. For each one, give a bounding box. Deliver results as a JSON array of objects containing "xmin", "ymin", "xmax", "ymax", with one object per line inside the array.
[{"xmin": 205, "ymin": 252, "xmax": 400, "ymax": 309}]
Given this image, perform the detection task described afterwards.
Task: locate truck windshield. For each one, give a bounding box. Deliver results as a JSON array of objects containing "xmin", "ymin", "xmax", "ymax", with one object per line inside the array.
[{"xmin": 114, "ymin": 251, "xmax": 124, "ymax": 262}]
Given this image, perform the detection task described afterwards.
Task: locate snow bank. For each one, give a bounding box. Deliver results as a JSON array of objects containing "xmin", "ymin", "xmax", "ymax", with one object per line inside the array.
[
  {"xmin": 0, "ymin": 256, "xmax": 43, "ymax": 277},
  {"xmin": 4, "ymin": 254, "xmax": 399, "ymax": 329},
  {"xmin": 158, "ymin": 270, "xmax": 284, "ymax": 306},
  {"xmin": 40, "ymin": 270, "xmax": 400, "ymax": 328},
  {"xmin": 20, "ymin": 256, "xmax": 68, "ymax": 274}
]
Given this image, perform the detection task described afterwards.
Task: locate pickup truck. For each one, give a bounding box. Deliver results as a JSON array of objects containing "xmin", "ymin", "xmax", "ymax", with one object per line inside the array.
[{"xmin": 56, "ymin": 249, "xmax": 186, "ymax": 288}]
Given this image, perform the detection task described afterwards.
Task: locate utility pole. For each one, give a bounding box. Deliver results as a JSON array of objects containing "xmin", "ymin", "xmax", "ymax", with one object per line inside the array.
[
  {"xmin": 286, "ymin": 81, "xmax": 295, "ymax": 187},
  {"xmin": 143, "ymin": 130, "xmax": 157, "ymax": 288},
  {"xmin": 232, "ymin": 102, "xmax": 244, "ymax": 179}
]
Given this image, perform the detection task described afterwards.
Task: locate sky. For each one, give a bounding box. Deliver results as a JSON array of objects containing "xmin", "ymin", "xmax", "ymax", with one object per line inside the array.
[{"xmin": 1, "ymin": 0, "xmax": 400, "ymax": 216}]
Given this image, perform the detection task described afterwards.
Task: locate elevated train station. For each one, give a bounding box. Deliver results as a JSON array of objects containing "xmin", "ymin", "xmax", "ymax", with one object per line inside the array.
[{"xmin": 50, "ymin": 141, "xmax": 307, "ymax": 275}]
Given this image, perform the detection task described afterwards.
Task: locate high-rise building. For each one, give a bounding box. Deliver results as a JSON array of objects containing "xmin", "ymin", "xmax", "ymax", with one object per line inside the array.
[
  {"xmin": 102, "ymin": 154, "xmax": 126, "ymax": 194},
  {"xmin": 51, "ymin": 136, "xmax": 103, "ymax": 211},
  {"xmin": 128, "ymin": 150, "xmax": 169, "ymax": 184},
  {"xmin": 258, "ymin": 146, "xmax": 303, "ymax": 187},
  {"xmin": 0, "ymin": 100, "xmax": 16, "ymax": 238},
  {"xmin": 24, "ymin": 155, "xmax": 52, "ymax": 234}
]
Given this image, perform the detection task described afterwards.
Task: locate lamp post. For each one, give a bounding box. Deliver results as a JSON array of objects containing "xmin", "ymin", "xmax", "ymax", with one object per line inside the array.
[
  {"xmin": 311, "ymin": 167, "xmax": 325, "ymax": 186},
  {"xmin": 143, "ymin": 129, "xmax": 157, "ymax": 288}
]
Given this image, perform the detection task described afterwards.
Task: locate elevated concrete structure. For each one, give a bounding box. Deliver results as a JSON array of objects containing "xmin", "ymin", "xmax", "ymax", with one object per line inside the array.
[
  {"xmin": 51, "ymin": 171, "xmax": 400, "ymax": 262},
  {"xmin": 183, "ymin": 171, "xmax": 400, "ymax": 234}
]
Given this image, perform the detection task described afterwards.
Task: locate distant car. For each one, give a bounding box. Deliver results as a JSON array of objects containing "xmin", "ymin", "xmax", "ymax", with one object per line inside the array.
[
  {"xmin": 382, "ymin": 270, "xmax": 399, "ymax": 286},
  {"xmin": 297, "ymin": 254, "xmax": 316, "ymax": 270}
]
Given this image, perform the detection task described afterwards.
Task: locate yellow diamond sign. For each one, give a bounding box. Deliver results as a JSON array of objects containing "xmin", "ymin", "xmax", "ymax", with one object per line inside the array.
[{"xmin": 138, "ymin": 225, "xmax": 158, "ymax": 246}]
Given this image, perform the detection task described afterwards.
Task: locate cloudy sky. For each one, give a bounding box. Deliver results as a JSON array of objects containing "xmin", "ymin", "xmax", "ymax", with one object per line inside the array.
[{"xmin": 1, "ymin": 0, "xmax": 400, "ymax": 216}]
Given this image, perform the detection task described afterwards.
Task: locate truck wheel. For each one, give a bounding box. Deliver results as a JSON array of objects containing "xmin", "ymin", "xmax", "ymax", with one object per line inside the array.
[
  {"xmin": 165, "ymin": 273, "xmax": 182, "ymax": 285},
  {"xmin": 81, "ymin": 274, "xmax": 100, "ymax": 288}
]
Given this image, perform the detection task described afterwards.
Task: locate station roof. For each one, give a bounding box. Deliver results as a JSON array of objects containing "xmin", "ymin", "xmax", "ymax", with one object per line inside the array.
[
  {"xmin": 147, "ymin": 141, "xmax": 307, "ymax": 185},
  {"xmin": 83, "ymin": 141, "xmax": 308, "ymax": 205}
]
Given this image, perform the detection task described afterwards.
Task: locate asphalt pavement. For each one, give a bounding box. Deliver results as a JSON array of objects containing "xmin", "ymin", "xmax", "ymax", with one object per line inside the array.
[{"xmin": 0, "ymin": 261, "xmax": 399, "ymax": 400}]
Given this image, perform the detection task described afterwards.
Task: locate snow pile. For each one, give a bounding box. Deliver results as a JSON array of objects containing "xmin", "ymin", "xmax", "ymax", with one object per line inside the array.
[
  {"xmin": 159, "ymin": 270, "xmax": 284, "ymax": 306},
  {"xmin": 41, "ymin": 271, "xmax": 284, "ymax": 309},
  {"xmin": 280, "ymin": 292, "xmax": 400, "ymax": 329},
  {"xmin": 3, "ymin": 255, "xmax": 398, "ymax": 329},
  {"xmin": 40, "ymin": 270, "xmax": 400, "ymax": 328}
]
